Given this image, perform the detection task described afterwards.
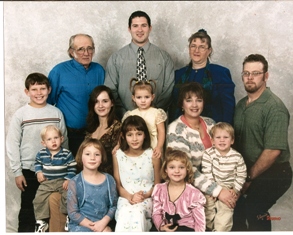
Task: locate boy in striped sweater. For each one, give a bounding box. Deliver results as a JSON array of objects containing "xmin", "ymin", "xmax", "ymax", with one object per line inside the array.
[
  {"xmin": 201, "ymin": 122, "xmax": 247, "ymax": 231},
  {"xmin": 6, "ymin": 73, "xmax": 68, "ymax": 232},
  {"xmin": 33, "ymin": 125, "xmax": 77, "ymax": 232}
]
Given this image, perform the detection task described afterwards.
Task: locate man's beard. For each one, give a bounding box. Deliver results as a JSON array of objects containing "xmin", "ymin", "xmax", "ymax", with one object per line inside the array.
[
  {"xmin": 244, "ymin": 75, "xmax": 266, "ymax": 93},
  {"xmin": 244, "ymin": 83, "xmax": 258, "ymax": 93}
]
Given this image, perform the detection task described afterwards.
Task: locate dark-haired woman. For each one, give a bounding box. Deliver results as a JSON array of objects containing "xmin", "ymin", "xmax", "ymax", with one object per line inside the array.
[
  {"xmin": 85, "ymin": 85, "xmax": 121, "ymax": 176},
  {"xmin": 167, "ymin": 82, "xmax": 236, "ymax": 212},
  {"xmin": 168, "ymin": 29, "xmax": 235, "ymax": 124}
]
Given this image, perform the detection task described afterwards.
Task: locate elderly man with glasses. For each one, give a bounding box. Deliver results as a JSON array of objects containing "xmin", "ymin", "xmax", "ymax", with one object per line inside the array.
[{"xmin": 48, "ymin": 33, "xmax": 105, "ymax": 159}]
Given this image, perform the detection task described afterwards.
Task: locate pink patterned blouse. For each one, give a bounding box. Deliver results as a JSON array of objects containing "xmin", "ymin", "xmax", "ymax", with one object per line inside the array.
[{"xmin": 152, "ymin": 182, "xmax": 206, "ymax": 232}]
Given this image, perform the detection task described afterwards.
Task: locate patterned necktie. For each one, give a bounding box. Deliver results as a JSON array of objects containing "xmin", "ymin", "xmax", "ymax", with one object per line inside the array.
[{"xmin": 136, "ymin": 47, "xmax": 147, "ymax": 80}]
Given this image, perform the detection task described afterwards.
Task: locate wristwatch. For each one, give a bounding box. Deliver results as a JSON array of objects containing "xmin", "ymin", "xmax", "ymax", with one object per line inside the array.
[{"xmin": 246, "ymin": 175, "xmax": 252, "ymax": 182}]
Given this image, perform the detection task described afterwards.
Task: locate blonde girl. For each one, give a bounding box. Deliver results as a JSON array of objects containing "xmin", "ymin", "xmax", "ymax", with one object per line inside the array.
[
  {"xmin": 122, "ymin": 78, "xmax": 167, "ymax": 158},
  {"xmin": 152, "ymin": 147, "xmax": 206, "ymax": 232}
]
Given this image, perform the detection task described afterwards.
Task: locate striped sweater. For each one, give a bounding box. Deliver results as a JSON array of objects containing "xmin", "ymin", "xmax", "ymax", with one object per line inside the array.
[
  {"xmin": 202, "ymin": 147, "xmax": 247, "ymax": 193},
  {"xmin": 166, "ymin": 116, "xmax": 223, "ymax": 198},
  {"xmin": 35, "ymin": 147, "xmax": 76, "ymax": 180},
  {"xmin": 6, "ymin": 103, "xmax": 68, "ymax": 177}
]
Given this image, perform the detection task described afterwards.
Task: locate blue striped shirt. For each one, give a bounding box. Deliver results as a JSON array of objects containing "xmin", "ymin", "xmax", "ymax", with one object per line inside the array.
[{"xmin": 35, "ymin": 147, "xmax": 77, "ymax": 180}]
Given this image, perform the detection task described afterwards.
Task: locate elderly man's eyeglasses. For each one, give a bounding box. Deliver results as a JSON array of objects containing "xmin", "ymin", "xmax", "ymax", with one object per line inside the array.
[
  {"xmin": 73, "ymin": 47, "xmax": 95, "ymax": 55},
  {"xmin": 241, "ymin": 71, "xmax": 265, "ymax": 78},
  {"xmin": 189, "ymin": 45, "xmax": 208, "ymax": 52}
]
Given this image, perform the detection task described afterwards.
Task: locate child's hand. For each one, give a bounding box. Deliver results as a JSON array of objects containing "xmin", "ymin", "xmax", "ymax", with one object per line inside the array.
[
  {"xmin": 80, "ymin": 218, "xmax": 95, "ymax": 230},
  {"xmin": 92, "ymin": 219, "xmax": 107, "ymax": 232},
  {"xmin": 36, "ymin": 172, "xmax": 46, "ymax": 183},
  {"xmin": 206, "ymin": 195, "xmax": 217, "ymax": 202},
  {"xmin": 152, "ymin": 146, "xmax": 162, "ymax": 158},
  {"xmin": 130, "ymin": 191, "xmax": 145, "ymax": 204},
  {"xmin": 63, "ymin": 180, "xmax": 69, "ymax": 190},
  {"xmin": 160, "ymin": 223, "xmax": 178, "ymax": 232},
  {"xmin": 112, "ymin": 144, "xmax": 120, "ymax": 156}
]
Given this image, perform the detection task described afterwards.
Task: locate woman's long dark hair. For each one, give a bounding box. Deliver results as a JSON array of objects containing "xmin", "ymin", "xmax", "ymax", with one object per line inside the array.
[{"xmin": 86, "ymin": 85, "xmax": 116, "ymax": 133}]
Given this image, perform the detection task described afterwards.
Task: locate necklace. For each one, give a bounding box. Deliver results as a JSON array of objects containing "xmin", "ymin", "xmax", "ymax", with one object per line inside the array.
[
  {"xmin": 192, "ymin": 125, "xmax": 200, "ymax": 130},
  {"xmin": 182, "ymin": 115, "xmax": 201, "ymax": 131},
  {"xmin": 190, "ymin": 123, "xmax": 200, "ymax": 130}
]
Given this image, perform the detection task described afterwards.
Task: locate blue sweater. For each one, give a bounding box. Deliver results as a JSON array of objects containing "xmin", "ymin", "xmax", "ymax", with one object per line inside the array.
[
  {"xmin": 67, "ymin": 172, "xmax": 118, "ymax": 232},
  {"xmin": 47, "ymin": 59, "xmax": 105, "ymax": 129}
]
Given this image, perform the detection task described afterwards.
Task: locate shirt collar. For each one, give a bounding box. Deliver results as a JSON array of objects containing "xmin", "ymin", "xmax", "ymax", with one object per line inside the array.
[
  {"xmin": 130, "ymin": 41, "xmax": 151, "ymax": 53},
  {"xmin": 214, "ymin": 146, "xmax": 233, "ymax": 157},
  {"xmin": 71, "ymin": 58, "xmax": 92, "ymax": 70},
  {"xmin": 246, "ymin": 87, "xmax": 270, "ymax": 104},
  {"xmin": 45, "ymin": 146, "xmax": 63, "ymax": 156},
  {"xmin": 256, "ymin": 87, "xmax": 270, "ymax": 103}
]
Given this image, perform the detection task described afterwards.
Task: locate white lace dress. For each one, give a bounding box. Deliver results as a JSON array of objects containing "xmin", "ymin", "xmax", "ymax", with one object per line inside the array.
[{"xmin": 114, "ymin": 148, "xmax": 154, "ymax": 232}]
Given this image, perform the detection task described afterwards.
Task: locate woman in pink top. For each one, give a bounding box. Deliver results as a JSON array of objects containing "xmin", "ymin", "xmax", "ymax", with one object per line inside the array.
[{"xmin": 152, "ymin": 147, "xmax": 206, "ymax": 232}]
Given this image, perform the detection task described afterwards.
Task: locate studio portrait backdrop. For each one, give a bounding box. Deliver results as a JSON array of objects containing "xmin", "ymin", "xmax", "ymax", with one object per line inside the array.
[{"xmin": 3, "ymin": 1, "xmax": 293, "ymax": 232}]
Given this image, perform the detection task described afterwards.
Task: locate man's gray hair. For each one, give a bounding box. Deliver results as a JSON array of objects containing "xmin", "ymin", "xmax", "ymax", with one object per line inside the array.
[{"xmin": 67, "ymin": 34, "xmax": 95, "ymax": 58}]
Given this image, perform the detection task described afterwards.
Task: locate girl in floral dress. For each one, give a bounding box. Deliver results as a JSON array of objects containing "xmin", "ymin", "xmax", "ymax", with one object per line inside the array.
[{"xmin": 113, "ymin": 115, "xmax": 161, "ymax": 231}]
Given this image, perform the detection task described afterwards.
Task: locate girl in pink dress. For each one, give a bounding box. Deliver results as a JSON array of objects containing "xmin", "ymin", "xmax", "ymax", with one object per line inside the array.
[{"xmin": 152, "ymin": 147, "xmax": 206, "ymax": 232}]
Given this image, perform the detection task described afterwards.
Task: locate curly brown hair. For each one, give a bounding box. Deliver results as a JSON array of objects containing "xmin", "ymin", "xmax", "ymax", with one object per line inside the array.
[{"xmin": 161, "ymin": 147, "xmax": 194, "ymax": 184}]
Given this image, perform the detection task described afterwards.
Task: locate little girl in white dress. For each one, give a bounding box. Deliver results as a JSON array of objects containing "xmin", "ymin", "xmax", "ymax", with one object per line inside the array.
[{"xmin": 113, "ymin": 115, "xmax": 161, "ymax": 231}]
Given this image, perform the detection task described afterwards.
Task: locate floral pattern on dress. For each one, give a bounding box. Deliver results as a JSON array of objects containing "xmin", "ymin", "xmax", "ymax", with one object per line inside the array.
[{"xmin": 114, "ymin": 148, "xmax": 154, "ymax": 232}]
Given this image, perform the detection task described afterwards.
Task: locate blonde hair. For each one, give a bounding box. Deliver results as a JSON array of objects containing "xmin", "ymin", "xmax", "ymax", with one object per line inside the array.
[
  {"xmin": 161, "ymin": 147, "xmax": 194, "ymax": 184},
  {"xmin": 129, "ymin": 78, "xmax": 157, "ymax": 108},
  {"xmin": 129, "ymin": 78, "xmax": 156, "ymax": 95},
  {"xmin": 40, "ymin": 125, "xmax": 62, "ymax": 140},
  {"xmin": 209, "ymin": 122, "xmax": 235, "ymax": 140},
  {"xmin": 75, "ymin": 138, "xmax": 107, "ymax": 170}
]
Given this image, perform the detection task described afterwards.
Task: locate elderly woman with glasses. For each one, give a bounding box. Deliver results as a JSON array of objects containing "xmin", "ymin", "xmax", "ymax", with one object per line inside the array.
[
  {"xmin": 167, "ymin": 81, "xmax": 237, "ymax": 213},
  {"xmin": 168, "ymin": 29, "xmax": 235, "ymax": 125}
]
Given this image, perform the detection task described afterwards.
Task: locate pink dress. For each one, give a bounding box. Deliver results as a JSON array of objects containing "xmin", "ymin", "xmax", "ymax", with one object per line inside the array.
[{"xmin": 152, "ymin": 182, "xmax": 206, "ymax": 232}]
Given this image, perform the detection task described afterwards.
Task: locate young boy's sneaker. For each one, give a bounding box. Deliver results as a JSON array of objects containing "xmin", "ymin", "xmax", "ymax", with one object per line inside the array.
[
  {"xmin": 64, "ymin": 215, "xmax": 69, "ymax": 231},
  {"xmin": 35, "ymin": 220, "xmax": 49, "ymax": 233}
]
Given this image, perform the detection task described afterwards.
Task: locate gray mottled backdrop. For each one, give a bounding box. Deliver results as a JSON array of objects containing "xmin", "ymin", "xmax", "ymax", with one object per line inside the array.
[{"xmin": 4, "ymin": 1, "xmax": 293, "ymax": 232}]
